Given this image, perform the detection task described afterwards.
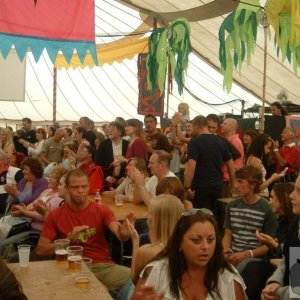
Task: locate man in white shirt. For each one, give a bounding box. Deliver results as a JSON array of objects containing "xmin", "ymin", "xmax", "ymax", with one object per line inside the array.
[{"xmin": 130, "ymin": 150, "xmax": 175, "ymax": 206}]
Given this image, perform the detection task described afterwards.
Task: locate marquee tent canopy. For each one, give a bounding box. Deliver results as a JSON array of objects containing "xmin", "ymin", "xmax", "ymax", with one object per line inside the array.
[{"xmin": 0, "ymin": 0, "xmax": 296, "ymax": 125}]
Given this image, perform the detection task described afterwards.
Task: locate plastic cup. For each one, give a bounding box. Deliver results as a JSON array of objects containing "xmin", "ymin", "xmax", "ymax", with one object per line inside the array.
[
  {"xmin": 115, "ymin": 194, "xmax": 124, "ymax": 206},
  {"xmin": 18, "ymin": 244, "xmax": 31, "ymax": 267},
  {"xmin": 54, "ymin": 239, "xmax": 70, "ymax": 264},
  {"xmin": 82, "ymin": 257, "xmax": 93, "ymax": 270},
  {"xmin": 67, "ymin": 246, "xmax": 83, "ymax": 272},
  {"xmin": 75, "ymin": 271, "xmax": 91, "ymax": 288}
]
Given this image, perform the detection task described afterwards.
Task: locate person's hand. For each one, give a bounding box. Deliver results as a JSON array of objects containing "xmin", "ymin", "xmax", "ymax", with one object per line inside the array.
[
  {"xmin": 11, "ymin": 204, "xmax": 27, "ymax": 217},
  {"xmin": 270, "ymin": 172, "xmax": 284, "ymax": 182},
  {"xmin": 33, "ymin": 199, "xmax": 49, "ymax": 216},
  {"xmin": 272, "ymin": 140, "xmax": 280, "ymax": 151},
  {"xmin": 223, "ymin": 248, "xmax": 234, "ymax": 260},
  {"xmin": 67, "ymin": 151, "xmax": 76, "ymax": 165},
  {"xmin": 67, "ymin": 225, "xmax": 89, "ymax": 243},
  {"xmin": 115, "ymin": 155, "xmax": 127, "ymax": 163},
  {"xmin": 112, "ymin": 159, "xmax": 121, "ymax": 167},
  {"xmin": 185, "ymin": 188, "xmax": 195, "ymax": 199},
  {"xmin": 126, "ymin": 217, "xmax": 139, "ymax": 242},
  {"xmin": 129, "ymin": 167, "xmax": 145, "ymax": 187},
  {"xmin": 131, "ymin": 285, "xmax": 165, "ymax": 300},
  {"xmin": 4, "ymin": 184, "xmax": 18, "ymax": 198},
  {"xmin": 256, "ymin": 230, "xmax": 278, "ymax": 249},
  {"xmin": 119, "ymin": 213, "xmax": 136, "ymax": 239},
  {"xmin": 227, "ymin": 251, "xmax": 250, "ymax": 266},
  {"xmin": 261, "ymin": 282, "xmax": 281, "ymax": 300}
]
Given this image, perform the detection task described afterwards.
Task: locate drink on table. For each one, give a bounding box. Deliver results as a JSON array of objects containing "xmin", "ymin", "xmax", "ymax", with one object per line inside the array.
[
  {"xmin": 68, "ymin": 255, "xmax": 82, "ymax": 272},
  {"xmin": 55, "ymin": 248, "xmax": 68, "ymax": 264},
  {"xmin": 67, "ymin": 246, "xmax": 83, "ymax": 272},
  {"xmin": 18, "ymin": 244, "xmax": 31, "ymax": 267},
  {"xmin": 54, "ymin": 239, "xmax": 70, "ymax": 264},
  {"xmin": 75, "ymin": 274, "xmax": 90, "ymax": 288},
  {"xmin": 94, "ymin": 189, "xmax": 101, "ymax": 204}
]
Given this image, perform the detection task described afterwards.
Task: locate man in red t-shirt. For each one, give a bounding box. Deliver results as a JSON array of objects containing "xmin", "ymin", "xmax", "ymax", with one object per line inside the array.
[{"xmin": 36, "ymin": 169, "xmax": 134, "ymax": 293}]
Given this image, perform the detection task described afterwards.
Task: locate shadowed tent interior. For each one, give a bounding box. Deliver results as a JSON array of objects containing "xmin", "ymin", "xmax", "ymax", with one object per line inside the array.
[{"xmin": 0, "ymin": 0, "xmax": 298, "ymax": 125}]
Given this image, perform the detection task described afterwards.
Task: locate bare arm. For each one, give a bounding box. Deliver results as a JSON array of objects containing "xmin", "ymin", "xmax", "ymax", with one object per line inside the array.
[
  {"xmin": 222, "ymin": 229, "xmax": 232, "ymax": 250},
  {"xmin": 184, "ymin": 159, "xmax": 196, "ymax": 188},
  {"xmin": 108, "ymin": 214, "xmax": 136, "ymax": 241},
  {"xmin": 225, "ymin": 159, "xmax": 236, "ymax": 188},
  {"xmin": 36, "ymin": 236, "xmax": 55, "ymax": 257},
  {"xmin": 234, "ymin": 280, "xmax": 246, "ymax": 300}
]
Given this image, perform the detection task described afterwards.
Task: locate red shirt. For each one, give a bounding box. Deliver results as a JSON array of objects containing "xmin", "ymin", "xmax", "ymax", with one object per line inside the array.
[
  {"xmin": 125, "ymin": 137, "xmax": 146, "ymax": 160},
  {"xmin": 276, "ymin": 144, "xmax": 299, "ymax": 174},
  {"xmin": 41, "ymin": 201, "xmax": 117, "ymax": 263}
]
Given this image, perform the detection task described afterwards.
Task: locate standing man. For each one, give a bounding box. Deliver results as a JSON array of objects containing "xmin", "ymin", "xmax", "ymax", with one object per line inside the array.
[
  {"xmin": 79, "ymin": 116, "xmax": 96, "ymax": 147},
  {"xmin": 95, "ymin": 121, "xmax": 129, "ymax": 186},
  {"xmin": 221, "ymin": 118, "xmax": 244, "ymax": 196},
  {"xmin": 15, "ymin": 118, "xmax": 38, "ymax": 156},
  {"xmin": 184, "ymin": 115, "xmax": 235, "ymax": 214},
  {"xmin": 273, "ymin": 127, "xmax": 299, "ymax": 182},
  {"xmin": 40, "ymin": 128, "xmax": 65, "ymax": 165},
  {"xmin": 144, "ymin": 114, "xmax": 172, "ymax": 157},
  {"xmin": 36, "ymin": 169, "xmax": 133, "ymax": 294}
]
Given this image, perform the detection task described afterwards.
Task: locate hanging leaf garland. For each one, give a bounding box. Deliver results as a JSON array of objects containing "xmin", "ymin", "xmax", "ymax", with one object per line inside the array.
[
  {"xmin": 146, "ymin": 18, "xmax": 192, "ymax": 96},
  {"xmin": 219, "ymin": 0, "xmax": 300, "ymax": 93}
]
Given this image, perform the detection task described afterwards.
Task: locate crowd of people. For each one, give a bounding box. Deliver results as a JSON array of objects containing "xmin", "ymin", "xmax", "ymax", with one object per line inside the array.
[{"xmin": 0, "ymin": 100, "xmax": 299, "ymax": 300}]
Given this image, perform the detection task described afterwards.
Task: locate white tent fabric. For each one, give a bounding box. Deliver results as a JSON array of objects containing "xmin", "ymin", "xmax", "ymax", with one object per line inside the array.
[{"xmin": 0, "ymin": 0, "xmax": 266, "ymax": 126}]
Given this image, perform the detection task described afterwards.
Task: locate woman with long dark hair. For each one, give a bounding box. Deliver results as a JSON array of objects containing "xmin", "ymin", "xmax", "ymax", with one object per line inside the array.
[
  {"xmin": 134, "ymin": 211, "xmax": 246, "ymax": 300},
  {"xmin": 246, "ymin": 133, "xmax": 282, "ymax": 197}
]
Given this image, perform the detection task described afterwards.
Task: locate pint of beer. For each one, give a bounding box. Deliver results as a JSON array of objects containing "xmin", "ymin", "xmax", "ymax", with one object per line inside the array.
[
  {"xmin": 54, "ymin": 239, "xmax": 70, "ymax": 264},
  {"xmin": 67, "ymin": 246, "xmax": 83, "ymax": 272}
]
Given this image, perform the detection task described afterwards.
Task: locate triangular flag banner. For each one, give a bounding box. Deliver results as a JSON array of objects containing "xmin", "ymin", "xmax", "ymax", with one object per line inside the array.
[{"xmin": 0, "ymin": 0, "xmax": 97, "ymax": 65}]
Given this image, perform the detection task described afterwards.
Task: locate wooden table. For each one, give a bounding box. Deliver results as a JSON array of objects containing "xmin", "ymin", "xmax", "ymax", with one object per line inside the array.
[
  {"xmin": 89, "ymin": 196, "xmax": 148, "ymax": 221},
  {"xmin": 8, "ymin": 260, "xmax": 112, "ymax": 300}
]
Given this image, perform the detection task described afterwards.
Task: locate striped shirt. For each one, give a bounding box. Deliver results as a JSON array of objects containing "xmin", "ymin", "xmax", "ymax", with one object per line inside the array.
[{"xmin": 224, "ymin": 197, "xmax": 277, "ymax": 252}]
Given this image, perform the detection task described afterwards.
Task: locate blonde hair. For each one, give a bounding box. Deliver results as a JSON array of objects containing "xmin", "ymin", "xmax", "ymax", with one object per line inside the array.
[
  {"xmin": 0, "ymin": 128, "xmax": 13, "ymax": 153},
  {"xmin": 178, "ymin": 103, "xmax": 190, "ymax": 117},
  {"xmin": 149, "ymin": 194, "xmax": 184, "ymax": 247}
]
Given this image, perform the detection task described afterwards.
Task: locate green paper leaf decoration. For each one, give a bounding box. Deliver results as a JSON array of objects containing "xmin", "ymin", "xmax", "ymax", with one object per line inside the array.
[{"xmin": 146, "ymin": 18, "xmax": 192, "ymax": 96}]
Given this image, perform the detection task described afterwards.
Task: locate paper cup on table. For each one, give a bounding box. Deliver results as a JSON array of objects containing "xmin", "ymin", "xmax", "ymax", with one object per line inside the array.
[
  {"xmin": 54, "ymin": 239, "xmax": 70, "ymax": 264},
  {"xmin": 67, "ymin": 246, "xmax": 83, "ymax": 272},
  {"xmin": 18, "ymin": 244, "xmax": 31, "ymax": 267},
  {"xmin": 115, "ymin": 194, "xmax": 124, "ymax": 206}
]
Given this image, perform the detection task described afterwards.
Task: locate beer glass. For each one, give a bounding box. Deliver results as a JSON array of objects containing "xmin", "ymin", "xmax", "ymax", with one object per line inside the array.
[
  {"xmin": 54, "ymin": 239, "xmax": 70, "ymax": 264},
  {"xmin": 67, "ymin": 246, "xmax": 83, "ymax": 272}
]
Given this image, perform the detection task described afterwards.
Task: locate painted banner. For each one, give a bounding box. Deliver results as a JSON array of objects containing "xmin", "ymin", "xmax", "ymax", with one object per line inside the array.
[
  {"xmin": 137, "ymin": 53, "xmax": 164, "ymax": 116},
  {"xmin": 0, "ymin": 0, "xmax": 97, "ymax": 64}
]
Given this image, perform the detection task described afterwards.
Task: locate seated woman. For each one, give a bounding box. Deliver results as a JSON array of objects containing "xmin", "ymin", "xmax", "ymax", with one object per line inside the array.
[
  {"xmin": 130, "ymin": 195, "xmax": 184, "ymax": 284},
  {"xmin": 118, "ymin": 195, "xmax": 184, "ymax": 300},
  {"xmin": 256, "ymin": 182, "xmax": 294, "ymax": 257},
  {"xmin": 4, "ymin": 157, "xmax": 48, "ymax": 206},
  {"xmin": 0, "ymin": 166, "xmax": 67, "ymax": 247},
  {"xmin": 261, "ymin": 176, "xmax": 300, "ymax": 300},
  {"xmin": 133, "ymin": 211, "xmax": 246, "ymax": 300},
  {"xmin": 102, "ymin": 157, "xmax": 148, "ymax": 201}
]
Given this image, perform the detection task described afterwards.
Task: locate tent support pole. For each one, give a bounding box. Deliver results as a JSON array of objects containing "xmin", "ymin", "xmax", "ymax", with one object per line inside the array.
[
  {"xmin": 259, "ymin": 8, "xmax": 268, "ymax": 133},
  {"xmin": 52, "ymin": 66, "xmax": 57, "ymax": 124}
]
